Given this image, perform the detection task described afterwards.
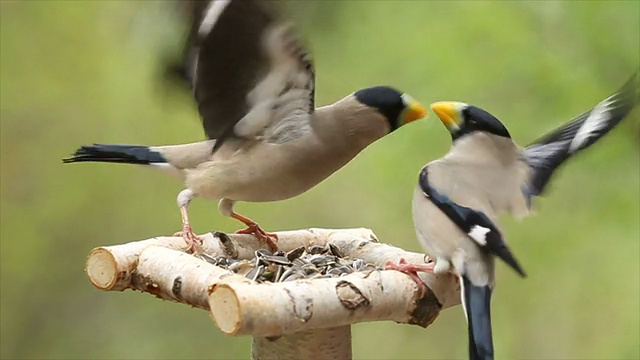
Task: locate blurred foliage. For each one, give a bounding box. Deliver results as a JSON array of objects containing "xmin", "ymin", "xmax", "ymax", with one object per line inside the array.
[{"xmin": 1, "ymin": 1, "xmax": 639, "ymax": 359}]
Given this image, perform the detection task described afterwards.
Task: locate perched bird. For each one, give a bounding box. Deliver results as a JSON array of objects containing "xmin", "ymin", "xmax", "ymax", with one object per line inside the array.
[
  {"xmin": 388, "ymin": 71, "xmax": 639, "ymax": 360},
  {"xmin": 63, "ymin": 0, "xmax": 427, "ymax": 252}
]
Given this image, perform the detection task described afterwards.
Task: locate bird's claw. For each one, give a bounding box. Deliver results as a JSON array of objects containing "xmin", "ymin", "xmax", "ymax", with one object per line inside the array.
[
  {"xmin": 235, "ymin": 222, "xmax": 278, "ymax": 251},
  {"xmin": 384, "ymin": 258, "xmax": 434, "ymax": 296},
  {"xmin": 174, "ymin": 225, "xmax": 203, "ymax": 254}
]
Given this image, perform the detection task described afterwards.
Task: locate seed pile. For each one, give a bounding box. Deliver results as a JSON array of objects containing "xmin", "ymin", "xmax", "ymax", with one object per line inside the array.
[{"xmin": 198, "ymin": 244, "xmax": 379, "ymax": 283}]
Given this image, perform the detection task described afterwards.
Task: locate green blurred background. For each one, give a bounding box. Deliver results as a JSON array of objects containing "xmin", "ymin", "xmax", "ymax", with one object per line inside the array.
[{"xmin": 1, "ymin": 1, "xmax": 639, "ymax": 359}]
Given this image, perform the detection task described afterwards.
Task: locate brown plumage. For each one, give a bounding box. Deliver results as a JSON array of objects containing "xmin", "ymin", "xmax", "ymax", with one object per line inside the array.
[{"xmin": 64, "ymin": 0, "xmax": 426, "ymax": 252}]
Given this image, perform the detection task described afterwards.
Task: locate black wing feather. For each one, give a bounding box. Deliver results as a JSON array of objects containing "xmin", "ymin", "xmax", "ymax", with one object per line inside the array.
[
  {"xmin": 195, "ymin": 0, "xmax": 275, "ymax": 141},
  {"xmin": 170, "ymin": 0, "xmax": 316, "ymax": 151},
  {"xmin": 524, "ymin": 71, "xmax": 639, "ymax": 196},
  {"xmin": 164, "ymin": 0, "xmax": 210, "ymax": 89},
  {"xmin": 419, "ymin": 167, "xmax": 526, "ymax": 277}
]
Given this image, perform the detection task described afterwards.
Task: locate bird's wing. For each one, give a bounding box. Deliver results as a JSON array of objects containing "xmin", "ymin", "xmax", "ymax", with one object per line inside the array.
[
  {"xmin": 176, "ymin": 0, "xmax": 315, "ymax": 150},
  {"xmin": 523, "ymin": 71, "xmax": 639, "ymax": 197},
  {"xmin": 419, "ymin": 167, "xmax": 526, "ymax": 277},
  {"xmin": 164, "ymin": 0, "xmax": 211, "ymax": 88}
]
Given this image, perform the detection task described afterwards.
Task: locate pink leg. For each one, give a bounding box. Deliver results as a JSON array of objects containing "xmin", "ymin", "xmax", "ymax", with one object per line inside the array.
[
  {"xmin": 231, "ymin": 212, "xmax": 278, "ymax": 251},
  {"xmin": 173, "ymin": 205, "xmax": 203, "ymax": 253},
  {"xmin": 384, "ymin": 258, "xmax": 435, "ymax": 295}
]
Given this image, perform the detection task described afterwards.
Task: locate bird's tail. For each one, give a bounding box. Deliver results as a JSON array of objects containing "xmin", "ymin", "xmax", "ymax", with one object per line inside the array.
[
  {"xmin": 62, "ymin": 144, "xmax": 167, "ymax": 165},
  {"xmin": 460, "ymin": 275, "xmax": 494, "ymax": 360}
]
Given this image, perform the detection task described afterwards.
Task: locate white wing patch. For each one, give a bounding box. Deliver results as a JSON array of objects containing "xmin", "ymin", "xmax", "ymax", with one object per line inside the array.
[
  {"xmin": 199, "ymin": 0, "xmax": 231, "ymax": 37},
  {"xmin": 468, "ymin": 225, "xmax": 491, "ymax": 246},
  {"xmin": 569, "ymin": 95, "xmax": 616, "ymax": 153}
]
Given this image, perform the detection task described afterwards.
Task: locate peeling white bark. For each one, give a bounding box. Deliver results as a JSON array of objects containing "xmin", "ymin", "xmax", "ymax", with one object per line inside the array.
[{"xmin": 209, "ymin": 267, "xmax": 446, "ymax": 337}]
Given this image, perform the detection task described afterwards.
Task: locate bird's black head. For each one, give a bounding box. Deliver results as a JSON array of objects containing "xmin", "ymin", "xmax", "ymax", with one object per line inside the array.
[
  {"xmin": 354, "ymin": 86, "xmax": 427, "ymax": 131},
  {"xmin": 430, "ymin": 101, "xmax": 511, "ymax": 141}
]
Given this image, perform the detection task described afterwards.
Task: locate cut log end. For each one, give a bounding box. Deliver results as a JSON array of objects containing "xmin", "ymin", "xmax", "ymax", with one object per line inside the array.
[
  {"xmin": 86, "ymin": 247, "xmax": 118, "ymax": 290},
  {"xmin": 210, "ymin": 284, "xmax": 242, "ymax": 335}
]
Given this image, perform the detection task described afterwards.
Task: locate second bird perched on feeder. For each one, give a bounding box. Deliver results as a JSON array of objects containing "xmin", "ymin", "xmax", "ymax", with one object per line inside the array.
[
  {"xmin": 389, "ymin": 72, "xmax": 638, "ymax": 360},
  {"xmin": 63, "ymin": 0, "xmax": 427, "ymax": 252}
]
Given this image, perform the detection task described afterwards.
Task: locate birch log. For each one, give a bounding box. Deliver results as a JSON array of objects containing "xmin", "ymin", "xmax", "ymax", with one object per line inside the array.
[
  {"xmin": 210, "ymin": 267, "xmax": 445, "ymax": 336},
  {"xmin": 85, "ymin": 228, "xmax": 372, "ymax": 291},
  {"xmin": 85, "ymin": 228, "xmax": 460, "ymax": 334}
]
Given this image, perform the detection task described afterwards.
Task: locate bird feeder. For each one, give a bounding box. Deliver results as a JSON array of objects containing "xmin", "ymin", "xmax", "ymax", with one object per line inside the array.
[{"xmin": 85, "ymin": 228, "xmax": 460, "ymax": 359}]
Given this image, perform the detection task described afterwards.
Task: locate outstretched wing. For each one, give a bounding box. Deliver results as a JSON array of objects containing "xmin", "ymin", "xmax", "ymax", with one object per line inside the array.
[
  {"xmin": 172, "ymin": 0, "xmax": 316, "ymax": 149},
  {"xmin": 419, "ymin": 167, "xmax": 526, "ymax": 277},
  {"xmin": 524, "ymin": 71, "xmax": 639, "ymax": 197}
]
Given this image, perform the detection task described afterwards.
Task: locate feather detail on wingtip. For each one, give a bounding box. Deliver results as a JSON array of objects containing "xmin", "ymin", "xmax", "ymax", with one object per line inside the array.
[
  {"xmin": 524, "ymin": 71, "xmax": 639, "ymax": 197},
  {"xmin": 198, "ymin": 1, "xmax": 231, "ymax": 38},
  {"xmin": 568, "ymin": 94, "xmax": 618, "ymax": 153}
]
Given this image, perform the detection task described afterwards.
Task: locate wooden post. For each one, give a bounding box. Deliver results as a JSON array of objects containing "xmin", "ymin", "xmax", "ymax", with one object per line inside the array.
[{"xmin": 252, "ymin": 326, "xmax": 352, "ymax": 360}]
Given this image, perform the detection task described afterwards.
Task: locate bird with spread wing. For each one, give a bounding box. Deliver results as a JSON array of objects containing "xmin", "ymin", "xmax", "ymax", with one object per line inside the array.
[
  {"xmin": 388, "ymin": 72, "xmax": 638, "ymax": 360},
  {"xmin": 63, "ymin": 0, "xmax": 427, "ymax": 252}
]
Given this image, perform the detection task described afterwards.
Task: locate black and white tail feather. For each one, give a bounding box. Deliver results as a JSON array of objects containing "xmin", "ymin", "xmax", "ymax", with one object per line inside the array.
[
  {"xmin": 524, "ymin": 71, "xmax": 639, "ymax": 197},
  {"xmin": 62, "ymin": 144, "xmax": 167, "ymax": 165},
  {"xmin": 460, "ymin": 275, "xmax": 494, "ymax": 360}
]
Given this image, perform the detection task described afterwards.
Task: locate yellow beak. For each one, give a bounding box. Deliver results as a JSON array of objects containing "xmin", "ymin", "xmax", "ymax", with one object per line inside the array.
[
  {"xmin": 401, "ymin": 94, "xmax": 428, "ymax": 124},
  {"xmin": 430, "ymin": 101, "xmax": 462, "ymax": 131}
]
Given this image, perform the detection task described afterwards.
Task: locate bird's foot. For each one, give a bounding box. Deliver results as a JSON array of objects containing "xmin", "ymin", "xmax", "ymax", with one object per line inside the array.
[
  {"xmin": 235, "ymin": 222, "xmax": 278, "ymax": 251},
  {"xmin": 384, "ymin": 258, "xmax": 434, "ymax": 296},
  {"xmin": 174, "ymin": 224, "xmax": 203, "ymax": 254}
]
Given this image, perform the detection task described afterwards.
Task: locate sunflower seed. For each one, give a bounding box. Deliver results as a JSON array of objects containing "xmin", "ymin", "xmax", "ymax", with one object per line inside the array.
[
  {"xmin": 246, "ymin": 265, "xmax": 265, "ymax": 281},
  {"xmin": 307, "ymin": 245, "xmax": 326, "ymax": 255},
  {"xmin": 352, "ymin": 259, "xmax": 366, "ymax": 271},
  {"xmin": 285, "ymin": 246, "xmax": 305, "ymax": 261},
  {"xmin": 329, "ymin": 243, "xmax": 344, "ymax": 257},
  {"xmin": 259, "ymin": 254, "xmax": 291, "ymax": 266},
  {"xmin": 273, "ymin": 264, "xmax": 284, "ymax": 282},
  {"xmin": 283, "ymin": 272, "xmax": 304, "ymax": 282}
]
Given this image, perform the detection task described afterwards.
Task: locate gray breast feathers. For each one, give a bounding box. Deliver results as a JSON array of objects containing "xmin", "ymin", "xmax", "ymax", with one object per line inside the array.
[{"xmin": 432, "ymin": 134, "xmax": 530, "ymax": 218}]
